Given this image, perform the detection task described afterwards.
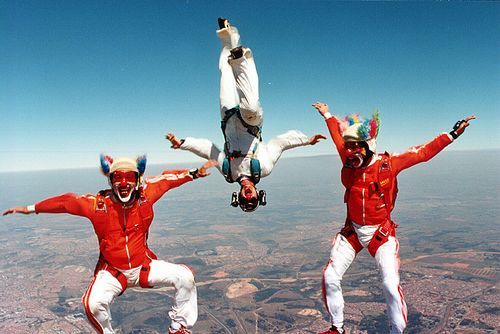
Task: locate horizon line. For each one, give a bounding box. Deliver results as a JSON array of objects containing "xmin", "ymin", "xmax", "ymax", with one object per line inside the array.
[{"xmin": 0, "ymin": 148, "xmax": 496, "ymax": 174}]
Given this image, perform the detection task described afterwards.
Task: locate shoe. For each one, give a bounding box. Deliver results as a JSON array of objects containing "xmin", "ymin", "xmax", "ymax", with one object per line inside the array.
[
  {"xmin": 230, "ymin": 46, "xmax": 244, "ymax": 59},
  {"xmin": 168, "ymin": 326, "xmax": 191, "ymax": 334},
  {"xmin": 319, "ymin": 325, "xmax": 345, "ymax": 334},
  {"xmin": 218, "ymin": 17, "xmax": 229, "ymax": 29},
  {"xmin": 216, "ymin": 17, "xmax": 240, "ymax": 49}
]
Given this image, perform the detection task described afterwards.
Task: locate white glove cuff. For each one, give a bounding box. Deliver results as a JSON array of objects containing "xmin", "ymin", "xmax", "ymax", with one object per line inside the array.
[
  {"xmin": 323, "ymin": 112, "xmax": 332, "ymax": 119},
  {"xmin": 27, "ymin": 205, "xmax": 36, "ymax": 213}
]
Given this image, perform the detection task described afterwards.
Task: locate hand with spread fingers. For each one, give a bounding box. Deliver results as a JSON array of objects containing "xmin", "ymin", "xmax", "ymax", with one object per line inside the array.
[{"xmin": 166, "ymin": 133, "xmax": 183, "ymax": 149}]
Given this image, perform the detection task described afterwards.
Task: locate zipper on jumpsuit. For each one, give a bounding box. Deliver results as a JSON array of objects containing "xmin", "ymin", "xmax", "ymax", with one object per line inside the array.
[
  {"xmin": 362, "ymin": 172, "xmax": 366, "ymax": 225},
  {"xmin": 122, "ymin": 206, "xmax": 132, "ymax": 269}
]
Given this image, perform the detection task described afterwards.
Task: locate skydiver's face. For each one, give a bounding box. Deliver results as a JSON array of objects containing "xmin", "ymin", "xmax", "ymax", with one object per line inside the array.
[
  {"xmin": 344, "ymin": 141, "xmax": 366, "ymax": 155},
  {"xmin": 111, "ymin": 171, "xmax": 138, "ymax": 203},
  {"xmin": 344, "ymin": 141, "xmax": 367, "ymax": 169},
  {"xmin": 238, "ymin": 179, "xmax": 259, "ymax": 212},
  {"xmin": 241, "ymin": 183, "xmax": 257, "ymax": 199}
]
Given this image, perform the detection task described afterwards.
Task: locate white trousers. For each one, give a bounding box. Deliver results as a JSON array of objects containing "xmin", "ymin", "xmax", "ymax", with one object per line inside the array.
[
  {"xmin": 218, "ymin": 26, "xmax": 263, "ymax": 126},
  {"xmin": 323, "ymin": 226, "xmax": 408, "ymax": 333},
  {"xmin": 82, "ymin": 260, "xmax": 197, "ymax": 333}
]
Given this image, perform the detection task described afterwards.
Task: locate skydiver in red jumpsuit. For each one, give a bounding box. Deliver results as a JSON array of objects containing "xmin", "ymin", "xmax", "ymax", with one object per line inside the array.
[
  {"xmin": 3, "ymin": 155, "xmax": 216, "ymax": 334},
  {"xmin": 312, "ymin": 101, "xmax": 475, "ymax": 334}
]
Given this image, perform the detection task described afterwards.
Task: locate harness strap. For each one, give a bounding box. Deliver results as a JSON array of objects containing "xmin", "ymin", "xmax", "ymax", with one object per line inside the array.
[
  {"xmin": 221, "ymin": 107, "xmax": 262, "ymax": 159},
  {"xmin": 367, "ymin": 219, "xmax": 397, "ymax": 257},
  {"xmin": 339, "ymin": 220, "xmax": 363, "ymax": 253},
  {"xmin": 105, "ymin": 265, "xmax": 128, "ymax": 295},
  {"xmin": 378, "ymin": 153, "xmax": 397, "ymax": 220},
  {"xmin": 94, "ymin": 256, "xmax": 128, "ymax": 295},
  {"xmin": 139, "ymin": 256, "xmax": 154, "ymax": 288},
  {"xmin": 221, "ymin": 106, "xmax": 262, "ymax": 141},
  {"xmin": 220, "ymin": 107, "xmax": 263, "ymax": 184}
]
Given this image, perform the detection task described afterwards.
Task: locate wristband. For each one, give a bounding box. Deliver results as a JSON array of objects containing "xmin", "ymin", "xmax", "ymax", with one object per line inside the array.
[
  {"xmin": 189, "ymin": 168, "xmax": 199, "ymax": 179},
  {"xmin": 323, "ymin": 112, "xmax": 332, "ymax": 119},
  {"xmin": 453, "ymin": 120, "xmax": 465, "ymax": 131},
  {"xmin": 450, "ymin": 119, "xmax": 465, "ymax": 140},
  {"xmin": 27, "ymin": 205, "xmax": 36, "ymax": 213}
]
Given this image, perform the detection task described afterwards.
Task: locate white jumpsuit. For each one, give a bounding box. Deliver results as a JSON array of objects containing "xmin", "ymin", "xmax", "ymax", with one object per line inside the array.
[
  {"xmin": 323, "ymin": 225, "xmax": 407, "ymax": 334},
  {"xmin": 179, "ymin": 24, "xmax": 311, "ymax": 182},
  {"xmin": 84, "ymin": 261, "xmax": 197, "ymax": 333}
]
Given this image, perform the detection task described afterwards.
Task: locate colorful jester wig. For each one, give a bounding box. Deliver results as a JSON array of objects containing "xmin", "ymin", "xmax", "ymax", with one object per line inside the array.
[{"xmin": 339, "ymin": 111, "xmax": 381, "ymax": 152}]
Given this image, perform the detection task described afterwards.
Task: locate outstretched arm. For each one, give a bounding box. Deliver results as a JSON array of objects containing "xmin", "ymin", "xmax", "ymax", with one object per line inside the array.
[
  {"xmin": 145, "ymin": 160, "xmax": 218, "ymax": 203},
  {"xmin": 3, "ymin": 193, "xmax": 93, "ymax": 217},
  {"xmin": 392, "ymin": 115, "xmax": 476, "ymax": 173},
  {"xmin": 266, "ymin": 130, "xmax": 321, "ymax": 166},
  {"xmin": 166, "ymin": 133, "xmax": 224, "ymax": 163},
  {"xmin": 312, "ymin": 102, "xmax": 347, "ymax": 163},
  {"xmin": 3, "ymin": 206, "xmax": 33, "ymax": 215}
]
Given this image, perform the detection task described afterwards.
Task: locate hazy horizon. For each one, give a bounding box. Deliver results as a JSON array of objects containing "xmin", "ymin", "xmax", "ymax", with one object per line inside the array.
[{"xmin": 1, "ymin": 148, "xmax": 497, "ymax": 174}]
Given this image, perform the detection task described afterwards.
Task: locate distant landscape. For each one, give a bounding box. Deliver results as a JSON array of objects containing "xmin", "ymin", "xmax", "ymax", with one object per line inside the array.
[{"xmin": 0, "ymin": 151, "xmax": 498, "ymax": 333}]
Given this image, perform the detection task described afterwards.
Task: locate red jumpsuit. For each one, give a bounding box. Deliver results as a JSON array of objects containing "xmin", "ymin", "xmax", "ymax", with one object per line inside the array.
[
  {"xmin": 322, "ymin": 116, "xmax": 453, "ymax": 333},
  {"xmin": 34, "ymin": 169, "xmax": 197, "ymax": 333}
]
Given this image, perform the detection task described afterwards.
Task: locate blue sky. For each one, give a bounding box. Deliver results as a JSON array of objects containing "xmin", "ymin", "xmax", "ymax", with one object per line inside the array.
[{"xmin": 1, "ymin": 1, "xmax": 498, "ymax": 173}]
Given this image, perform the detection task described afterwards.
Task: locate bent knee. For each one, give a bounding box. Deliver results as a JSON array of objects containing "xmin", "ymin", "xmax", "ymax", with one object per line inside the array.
[
  {"xmin": 177, "ymin": 264, "xmax": 196, "ymax": 288},
  {"xmin": 323, "ymin": 262, "xmax": 342, "ymax": 289},
  {"xmin": 85, "ymin": 297, "xmax": 108, "ymax": 317}
]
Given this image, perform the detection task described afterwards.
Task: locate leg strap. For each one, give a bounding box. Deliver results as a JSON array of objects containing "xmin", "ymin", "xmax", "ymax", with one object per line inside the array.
[
  {"xmin": 340, "ymin": 220, "xmax": 363, "ymax": 253},
  {"xmin": 105, "ymin": 266, "xmax": 128, "ymax": 295},
  {"xmin": 139, "ymin": 256, "xmax": 154, "ymax": 288},
  {"xmin": 367, "ymin": 220, "xmax": 397, "ymax": 257},
  {"xmin": 94, "ymin": 255, "xmax": 127, "ymax": 295}
]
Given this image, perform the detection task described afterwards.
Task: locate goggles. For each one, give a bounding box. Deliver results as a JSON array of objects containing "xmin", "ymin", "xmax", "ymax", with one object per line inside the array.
[{"xmin": 111, "ymin": 171, "xmax": 138, "ymax": 184}]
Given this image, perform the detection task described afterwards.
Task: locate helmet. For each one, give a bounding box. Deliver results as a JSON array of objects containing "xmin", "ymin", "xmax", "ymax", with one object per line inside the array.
[
  {"xmin": 238, "ymin": 192, "xmax": 259, "ymax": 212},
  {"xmin": 230, "ymin": 189, "xmax": 267, "ymax": 212}
]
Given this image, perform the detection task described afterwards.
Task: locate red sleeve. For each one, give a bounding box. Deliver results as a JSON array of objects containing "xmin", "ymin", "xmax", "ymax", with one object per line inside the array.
[
  {"xmin": 326, "ymin": 117, "xmax": 347, "ymax": 163},
  {"xmin": 391, "ymin": 133, "xmax": 453, "ymax": 174},
  {"xmin": 35, "ymin": 193, "xmax": 94, "ymax": 218},
  {"xmin": 144, "ymin": 169, "xmax": 193, "ymax": 204}
]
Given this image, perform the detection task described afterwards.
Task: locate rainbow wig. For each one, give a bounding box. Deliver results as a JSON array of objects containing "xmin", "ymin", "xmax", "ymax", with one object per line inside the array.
[{"xmin": 340, "ymin": 110, "xmax": 381, "ymax": 141}]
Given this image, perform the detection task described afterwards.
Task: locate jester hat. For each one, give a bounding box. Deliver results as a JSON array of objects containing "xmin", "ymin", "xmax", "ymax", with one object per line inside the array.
[
  {"xmin": 100, "ymin": 154, "xmax": 147, "ymax": 177},
  {"xmin": 339, "ymin": 111, "xmax": 380, "ymax": 153}
]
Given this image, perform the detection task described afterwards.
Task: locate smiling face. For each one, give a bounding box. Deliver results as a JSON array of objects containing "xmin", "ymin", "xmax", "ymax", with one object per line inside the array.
[
  {"xmin": 344, "ymin": 141, "xmax": 369, "ymax": 168},
  {"xmin": 111, "ymin": 170, "xmax": 138, "ymax": 203},
  {"xmin": 238, "ymin": 179, "xmax": 259, "ymax": 212}
]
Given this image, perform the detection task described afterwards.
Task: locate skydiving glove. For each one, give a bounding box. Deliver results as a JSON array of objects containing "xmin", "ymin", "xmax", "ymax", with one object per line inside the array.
[{"xmin": 450, "ymin": 119, "xmax": 466, "ymax": 139}]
